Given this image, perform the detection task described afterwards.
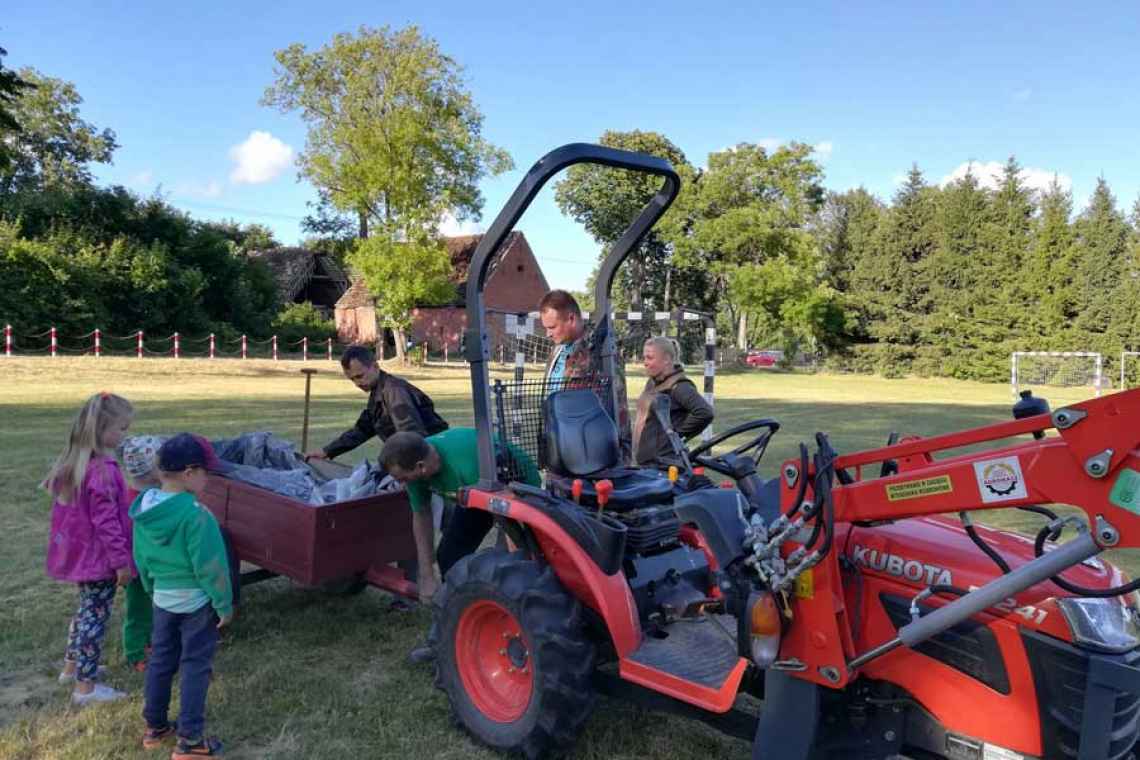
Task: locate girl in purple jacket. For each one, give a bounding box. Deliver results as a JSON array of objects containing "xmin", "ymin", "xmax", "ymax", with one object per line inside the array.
[{"xmin": 43, "ymin": 392, "xmax": 135, "ymax": 706}]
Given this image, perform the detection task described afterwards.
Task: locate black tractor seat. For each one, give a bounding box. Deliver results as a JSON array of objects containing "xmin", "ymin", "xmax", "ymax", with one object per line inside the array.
[
  {"xmin": 547, "ymin": 469, "xmax": 674, "ymax": 512},
  {"xmin": 542, "ymin": 388, "xmax": 675, "ymax": 512}
]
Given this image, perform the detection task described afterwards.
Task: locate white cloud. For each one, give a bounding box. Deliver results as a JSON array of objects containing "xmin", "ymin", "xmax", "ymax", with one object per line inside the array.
[
  {"xmin": 757, "ymin": 137, "xmax": 783, "ymax": 152},
  {"xmin": 813, "ymin": 141, "xmax": 834, "ymax": 160},
  {"xmin": 439, "ymin": 212, "xmax": 483, "ymax": 237},
  {"xmin": 228, "ymin": 131, "xmax": 294, "ymax": 185},
  {"xmin": 939, "ymin": 160, "xmax": 1072, "ymax": 196}
]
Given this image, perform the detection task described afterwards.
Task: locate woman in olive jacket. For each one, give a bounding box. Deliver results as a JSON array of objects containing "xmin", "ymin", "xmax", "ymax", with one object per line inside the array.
[{"xmin": 631, "ymin": 336, "xmax": 714, "ymax": 467}]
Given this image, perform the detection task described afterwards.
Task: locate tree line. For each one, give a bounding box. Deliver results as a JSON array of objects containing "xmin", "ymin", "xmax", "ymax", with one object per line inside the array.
[
  {"xmin": 5, "ymin": 30, "xmax": 1139, "ymax": 382},
  {"xmin": 556, "ymin": 132, "xmax": 1140, "ymax": 384},
  {"xmin": 0, "ymin": 47, "xmax": 305, "ymax": 344}
]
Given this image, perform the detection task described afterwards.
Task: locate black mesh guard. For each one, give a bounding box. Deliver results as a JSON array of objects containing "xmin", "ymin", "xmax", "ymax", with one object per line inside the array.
[{"xmin": 491, "ymin": 375, "xmax": 612, "ymax": 481}]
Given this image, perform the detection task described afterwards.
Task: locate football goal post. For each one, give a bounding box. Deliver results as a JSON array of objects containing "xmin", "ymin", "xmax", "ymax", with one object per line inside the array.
[{"xmin": 1010, "ymin": 351, "xmax": 1102, "ymax": 399}]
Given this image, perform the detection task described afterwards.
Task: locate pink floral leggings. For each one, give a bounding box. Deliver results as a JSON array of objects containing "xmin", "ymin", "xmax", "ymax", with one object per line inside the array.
[{"xmin": 65, "ymin": 579, "xmax": 117, "ymax": 682}]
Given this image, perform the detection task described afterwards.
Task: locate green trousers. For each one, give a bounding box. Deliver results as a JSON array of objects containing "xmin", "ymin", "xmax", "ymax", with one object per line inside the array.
[{"xmin": 122, "ymin": 577, "xmax": 153, "ymax": 664}]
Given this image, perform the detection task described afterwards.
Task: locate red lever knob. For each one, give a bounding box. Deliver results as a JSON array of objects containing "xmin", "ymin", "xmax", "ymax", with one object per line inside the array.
[
  {"xmin": 595, "ymin": 479, "xmax": 614, "ymax": 508},
  {"xmin": 693, "ymin": 467, "xmax": 705, "ymax": 476},
  {"xmin": 571, "ymin": 479, "xmax": 584, "ymax": 503}
]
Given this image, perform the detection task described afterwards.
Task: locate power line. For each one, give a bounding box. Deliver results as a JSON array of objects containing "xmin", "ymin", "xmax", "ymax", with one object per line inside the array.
[{"xmin": 170, "ymin": 199, "xmax": 308, "ymax": 222}]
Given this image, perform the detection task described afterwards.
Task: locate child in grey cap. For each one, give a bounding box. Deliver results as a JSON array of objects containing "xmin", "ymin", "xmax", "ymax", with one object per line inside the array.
[
  {"xmin": 122, "ymin": 435, "xmax": 165, "ymax": 490},
  {"xmin": 119, "ymin": 435, "xmax": 164, "ymax": 671}
]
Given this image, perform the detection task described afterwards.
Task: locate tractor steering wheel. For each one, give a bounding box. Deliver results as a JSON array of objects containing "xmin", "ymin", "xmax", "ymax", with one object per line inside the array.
[{"xmin": 687, "ymin": 418, "xmax": 781, "ymax": 475}]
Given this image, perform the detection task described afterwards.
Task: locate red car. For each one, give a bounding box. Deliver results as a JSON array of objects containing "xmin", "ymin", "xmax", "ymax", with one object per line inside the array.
[{"xmin": 745, "ymin": 350, "xmax": 780, "ymax": 367}]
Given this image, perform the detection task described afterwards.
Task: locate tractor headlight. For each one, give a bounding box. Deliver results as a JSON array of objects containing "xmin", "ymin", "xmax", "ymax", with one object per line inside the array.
[
  {"xmin": 1057, "ymin": 598, "xmax": 1140, "ymax": 653},
  {"xmin": 745, "ymin": 591, "xmax": 782, "ymax": 667}
]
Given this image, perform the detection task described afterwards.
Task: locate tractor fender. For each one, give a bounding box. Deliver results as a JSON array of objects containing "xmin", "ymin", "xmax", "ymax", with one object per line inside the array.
[
  {"xmin": 463, "ymin": 487, "xmax": 642, "ymax": 657},
  {"xmin": 673, "ymin": 489, "xmax": 750, "ymax": 569}
]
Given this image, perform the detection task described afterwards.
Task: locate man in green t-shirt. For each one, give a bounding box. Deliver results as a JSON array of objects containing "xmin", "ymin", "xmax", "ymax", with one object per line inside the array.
[{"xmin": 380, "ymin": 428, "xmax": 540, "ymax": 604}]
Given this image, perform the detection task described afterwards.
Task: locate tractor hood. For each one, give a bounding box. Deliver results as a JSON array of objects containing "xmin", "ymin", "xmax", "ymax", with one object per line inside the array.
[{"xmin": 841, "ymin": 516, "xmax": 1128, "ymax": 606}]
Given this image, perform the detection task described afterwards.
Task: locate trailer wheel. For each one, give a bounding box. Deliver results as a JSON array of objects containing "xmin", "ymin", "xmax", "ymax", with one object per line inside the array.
[
  {"xmin": 431, "ymin": 549, "xmax": 595, "ymax": 759},
  {"xmin": 318, "ymin": 573, "xmax": 368, "ymax": 596}
]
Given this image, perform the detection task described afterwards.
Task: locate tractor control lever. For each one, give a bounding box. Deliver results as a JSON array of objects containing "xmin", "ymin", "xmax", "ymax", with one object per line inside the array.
[
  {"xmin": 571, "ymin": 479, "xmax": 583, "ymax": 504},
  {"xmin": 595, "ymin": 479, "xmax": 613, "ymax": 515}
]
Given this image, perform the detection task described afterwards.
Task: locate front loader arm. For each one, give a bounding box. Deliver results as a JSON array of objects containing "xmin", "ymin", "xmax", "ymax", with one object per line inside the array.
[
  {"xmin": 770, "ymin": 387, "xmax": 1140, "ymax": 689},
  {"xmin": 813, "ymin": 388, "xmax": 1140, "ymax": 549}
]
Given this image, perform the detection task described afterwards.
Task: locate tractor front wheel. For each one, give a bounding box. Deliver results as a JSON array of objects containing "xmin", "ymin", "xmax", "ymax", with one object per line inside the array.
[{"xmin": 431, "ymin": 549, "xmax": 596, "ymax": 759}]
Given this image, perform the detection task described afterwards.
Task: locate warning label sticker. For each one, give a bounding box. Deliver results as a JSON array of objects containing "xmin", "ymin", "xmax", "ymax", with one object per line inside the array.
[
  {"xmin": 974, "ymin": 456, "xmax": 1028, "ymax": 504},
  {"xmin": 794, "ymin": 569, "xmax": 814, "ymax": 599},
  {"xmin": 886, "ymin": 475, "xmax": 954, "ymax": 501}
]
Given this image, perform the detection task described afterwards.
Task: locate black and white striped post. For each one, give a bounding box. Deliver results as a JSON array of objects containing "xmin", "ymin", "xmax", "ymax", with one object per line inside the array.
[
  {"xmin": 514, "ymin": 313, "xmax": 527, "ymax": 384},
  {"xmin": 702, "ymin": 317, "xmax": 716, "ymax": 442}
]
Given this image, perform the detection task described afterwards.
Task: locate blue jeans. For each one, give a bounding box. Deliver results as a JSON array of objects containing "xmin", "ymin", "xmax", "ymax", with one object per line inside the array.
[{"xmin": 143, "ymin": 603, "xmax": 218, "ymax": 740}]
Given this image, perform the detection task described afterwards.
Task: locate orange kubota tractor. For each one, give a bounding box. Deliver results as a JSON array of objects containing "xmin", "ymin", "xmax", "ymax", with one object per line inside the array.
[{"xmin": 429, "ymin": 143, "xmax": 1140, "ymax": 759}]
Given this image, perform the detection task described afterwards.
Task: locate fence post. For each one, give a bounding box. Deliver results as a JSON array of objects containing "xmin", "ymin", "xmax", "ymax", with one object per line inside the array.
[
  {"xmin": 173, "ymin": 332, "xmax": 181, "ymax": 360},
  {"xmin": 209, "ymin": 333, "xmax": 216, "ymax": 359},
  {"xmin": 327, "ymin": 337, "xmax": 333, "ymax": 361},
  {"xmin": 272, "ymin": 335, "xmax": 278, "ymax": 361},
  {"xmin": 50, "ymin": 327, "xmax": 57, "ymax": 358},
  {"xmin": 137, "ymin": 330, "xmax": 144, "ymax": 359},
  {"xmin": 4, "ymin": 324, "xmax": 10, "ymax": 357},
  {"xmin": 94, "ymin": 328, "xmax": 101, "ymax": 358},
  {"xmin": 302, "ymin": 336, "xmax": 308, "ymax": 362},
  {"xmin": 241, "ymin": 335, "xmax": 248, "ymax": 360}
]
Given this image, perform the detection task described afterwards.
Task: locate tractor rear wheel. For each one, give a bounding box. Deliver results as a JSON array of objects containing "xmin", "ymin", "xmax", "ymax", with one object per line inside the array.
[{"xmin": 431, "ymin": 549, "xmax": 596, "ymax": 759}]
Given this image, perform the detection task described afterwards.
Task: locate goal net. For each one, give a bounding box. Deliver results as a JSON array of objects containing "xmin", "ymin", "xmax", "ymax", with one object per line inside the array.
[{"xmin": 1011, "ymin": 351, "xmax": 1103, "ymax": 398}]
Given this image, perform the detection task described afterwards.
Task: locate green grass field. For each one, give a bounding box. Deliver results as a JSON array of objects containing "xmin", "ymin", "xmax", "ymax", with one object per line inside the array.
[{"xmin": 0, "ymin": 357, "xmax": 1126, "ymax": 759}]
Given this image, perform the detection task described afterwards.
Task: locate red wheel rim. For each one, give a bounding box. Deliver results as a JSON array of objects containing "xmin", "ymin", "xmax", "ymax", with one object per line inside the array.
[{"xmin": 455, "ymin": 600, "xmax": 533, "ymax": 722}]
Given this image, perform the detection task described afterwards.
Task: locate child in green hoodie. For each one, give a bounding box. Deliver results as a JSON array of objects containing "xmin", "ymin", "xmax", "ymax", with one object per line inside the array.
[{"xmin": 131, "ymin": 433, "xmax": 233, "ymax": 758}]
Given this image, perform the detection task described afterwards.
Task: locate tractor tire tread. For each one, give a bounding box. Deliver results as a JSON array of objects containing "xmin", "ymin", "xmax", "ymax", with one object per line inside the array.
[{"xmin": 431, "ymin": 549, "xmax": 596, "ymax": 759}]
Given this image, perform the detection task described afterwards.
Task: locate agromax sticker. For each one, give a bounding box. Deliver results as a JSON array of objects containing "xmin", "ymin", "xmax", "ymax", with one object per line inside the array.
[{"xmin": 973, "ymin": 456, "xmax": 1028, "ymax": 504}]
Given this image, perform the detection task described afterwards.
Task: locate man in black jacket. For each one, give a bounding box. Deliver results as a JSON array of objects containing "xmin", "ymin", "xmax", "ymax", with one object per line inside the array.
[{"xmin": 305, "ymin": 345, "xmax": 448, "ymax": 462}]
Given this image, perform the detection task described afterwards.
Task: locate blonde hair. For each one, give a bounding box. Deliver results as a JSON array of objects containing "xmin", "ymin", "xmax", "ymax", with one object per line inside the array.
[
  {"xmin": 43, "ymin": 392, "xmax": 134, "ymax": 505},
  {"xmin": 644, "ymin": 336, "xmax": 680, "ymax": 364}
]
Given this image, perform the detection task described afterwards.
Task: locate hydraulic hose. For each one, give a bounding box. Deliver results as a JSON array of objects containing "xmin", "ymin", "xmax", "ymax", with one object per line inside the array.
[
  {"xmin": 962, "ymin": 506, "xmax": 1061, "ymax": 577},
  {"xmin": 1034, "ymin": 526, "xmax": 1140, "ymax": 598},
  {"xmin": 962, "ymin": 504, "xmax": 1137, "ymax": 598},
  {"xmin": 804, "ymin": 434, "xmax": 837, "ymax": 555}
]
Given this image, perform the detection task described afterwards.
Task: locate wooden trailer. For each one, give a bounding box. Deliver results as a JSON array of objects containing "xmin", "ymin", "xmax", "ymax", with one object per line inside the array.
[{"xmin": 199, "ymin": 474, "xmax": 419, "ymax": 599}]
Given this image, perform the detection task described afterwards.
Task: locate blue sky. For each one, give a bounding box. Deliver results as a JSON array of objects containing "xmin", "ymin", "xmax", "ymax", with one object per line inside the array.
[{"xmin": 7, "ymin": 1, "xmax": 1140, "ymax": 289}]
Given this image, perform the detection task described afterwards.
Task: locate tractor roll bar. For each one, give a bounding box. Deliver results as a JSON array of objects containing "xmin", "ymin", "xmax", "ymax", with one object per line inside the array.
[{"xmin": 463, "ymin": 143, "xmax": 681, "ymax": 488}]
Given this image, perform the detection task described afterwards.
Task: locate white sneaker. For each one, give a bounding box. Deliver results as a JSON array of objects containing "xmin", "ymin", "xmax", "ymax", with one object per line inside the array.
[
  {"xmin": 71, "ymin": 683, "xmax": 127, "ymax": 706},
  {"xmin": 58, "ymin": 665, "xmax": 108, "ymax": 684}
]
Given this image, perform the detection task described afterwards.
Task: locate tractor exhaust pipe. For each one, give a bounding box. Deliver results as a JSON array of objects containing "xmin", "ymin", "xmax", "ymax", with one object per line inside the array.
[{"xmin": 848, "ymin": 530, "xmax": 1101, "ymax": 671}]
